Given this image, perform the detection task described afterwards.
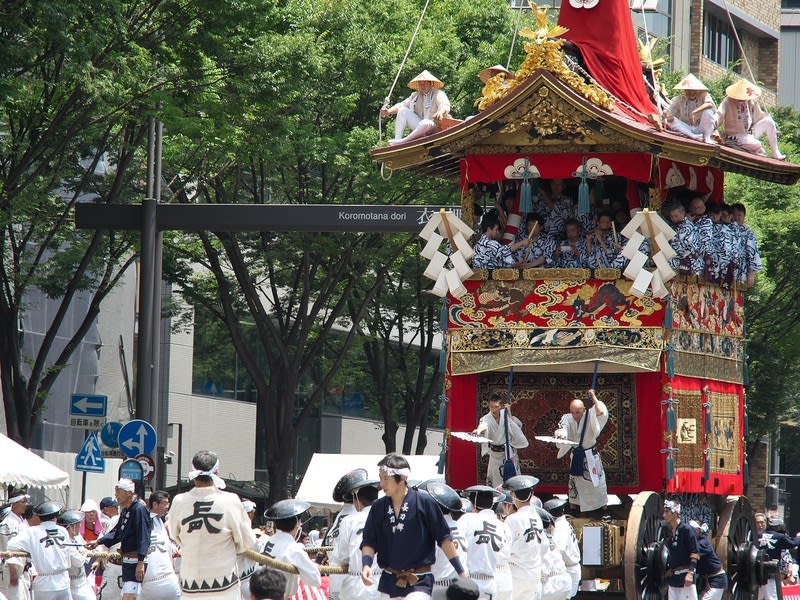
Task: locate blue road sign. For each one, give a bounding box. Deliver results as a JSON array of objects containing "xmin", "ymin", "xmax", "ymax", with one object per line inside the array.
[
  {"xmin": 101, "ymin": 421, "xmax": 123, "ymax": 448},
  {"xmin": 75, "ymin": 432, "xmax": 105, "ymax": 473},
  {"xmin": 70, "ymin": 394, "xmax": 108, "ymax": 418},
  {"xmin": 119, "ymin": 459, "xmax": 144, "ymax": 481},
  {"xmin": 118, "ymin": 420, "xmax": 157, "ymax": 458}
]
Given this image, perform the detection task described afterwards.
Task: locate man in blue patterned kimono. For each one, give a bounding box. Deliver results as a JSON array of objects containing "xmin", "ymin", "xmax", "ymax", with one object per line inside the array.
[
  {"xmin": 533, "ymin": 179, "xmax": 575, "ymax": 239},
  {"xmin": 706, "ymin": 203, "xmax": 734, "ymax": 286},
  {"xmin": 687, "ymin": 196, "xmax": 714, "ymax": 278},
  {"xmin": 555, "ymin": 219, "xmax": 591, "ymax": 268},
  {"xmin": 588, "ymin": 212, "xmax": 622, "ymax": 269},
  {"xmin": 472, "ymin": 213, "xmax": 530, "ymax": 269},
  {"xmin": 665, "ymin": 201, "xmax": 699, "ymax": 275},
  {"xmin": 361, "ymin": 454, "xmax": 467, "ymax": 600},
  {"xmin": 515, "ymin": 213, "xmax": 557, "ymax": 267},
  {"xmin": 731, "ymin": 203, "xmax": 762, "ymax": 286}
]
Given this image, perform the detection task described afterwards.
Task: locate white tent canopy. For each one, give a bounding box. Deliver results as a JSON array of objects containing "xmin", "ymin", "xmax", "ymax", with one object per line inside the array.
[
  {"xmin": 296, "ymin": 453, "xmax": 444, "ymax": 512},
  {"xmin": 0, "ymin": 433, "xmax": 70, "ymax": 491}
]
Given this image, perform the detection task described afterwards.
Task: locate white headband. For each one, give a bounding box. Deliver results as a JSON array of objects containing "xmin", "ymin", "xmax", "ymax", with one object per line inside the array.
[
  {"xmin": 188, "ymin": 459, "xmax": 226, "ymax": 489},
  {"xmin": 664, "ymin": 500, "xmax": 681, "ymax": 513},
  {"xmin": 116, "ymin": 479, "xmax": 135, "ymax": 493},
  {"xmin": 8, "ymin": 494, "xmax": 29, "ymax": 504},
  {"xmin": 242, "ymin": 500, "xmax": 256, "ymax": 512},
  {"xmin": 380, "ymin": 465, "xmax": 411, "ymax": 479}
]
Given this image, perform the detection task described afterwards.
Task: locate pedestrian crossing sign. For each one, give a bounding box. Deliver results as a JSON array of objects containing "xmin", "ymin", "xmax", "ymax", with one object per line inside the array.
[{"xmin": 75, "ymin": 432, "xmax": 106, "ymax": 473}]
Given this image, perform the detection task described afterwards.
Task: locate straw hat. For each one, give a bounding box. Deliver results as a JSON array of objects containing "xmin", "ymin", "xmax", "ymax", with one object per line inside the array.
[
  {"xmin": 408, "ymin": 70, "xmax": 444, "ymax": 90},
  {"xmin": 479, "ymin": 64, "xmax": 513, "ymax": 84},
  {"xmin": 673, "ymin": 73, "xmax": 708, "ymax": 91},
  {"xmin": 725, "ymin": 79, "xmax": 761, "ymax": 101}
]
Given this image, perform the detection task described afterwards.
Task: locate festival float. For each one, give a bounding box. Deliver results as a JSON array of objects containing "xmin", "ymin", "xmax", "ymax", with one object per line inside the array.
[{"xmin": 371, "ymin": 2, "xmax": 800, "ymax": 599}]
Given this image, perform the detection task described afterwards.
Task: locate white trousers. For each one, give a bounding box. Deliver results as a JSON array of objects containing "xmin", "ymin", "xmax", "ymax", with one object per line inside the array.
[
  {"xmin": 28, "ymin": 591, "xmax": 71, "ymax": 600},
  {"xmin": 759, "ymin": 578, "xmax": 777, "ymax": 600},
  {"xmin": 0, "ymin": 564, "xmax": 31, "ymax": 600},
  {"xmin": 381, "ymin": 592, "xmax": 430, "ymax": 600},
  {"xmin": 724, "ymin": 116, "xmax": 784, "ymax": 159},
  {"xmin": 393, "ymin": 107, "xmax": 436, "ymax": 143},
  {"xmin": 138, "ymin": 573, "xmax": 181, "ymax": 600},
  {"xmin": 510, "ymin": 565, "xmax": 540, "ymax": 600},
  {"xmin": 669, "ymin": 584, "xmax": 699, "ymax": 600},
  {"xmin": 667, "ymin": 108, "xmax": 716, "ymax": 143},
  {"xmin": 700, "ymin": 586, "xmax": 725, "ymax": 600}
]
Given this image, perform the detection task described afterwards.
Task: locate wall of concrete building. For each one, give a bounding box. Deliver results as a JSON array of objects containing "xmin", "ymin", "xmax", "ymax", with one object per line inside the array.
[{"xmin": 780, "ymin": 11, "xmax": 800, "ymax": 108}]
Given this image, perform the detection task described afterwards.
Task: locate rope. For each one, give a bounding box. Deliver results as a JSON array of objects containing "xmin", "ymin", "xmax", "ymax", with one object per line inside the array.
[
  {"xmin": 507, "ymin": 6, "xmax": 525, "ymax": 69},
  {"xmin": 242, "ymin": 549, "xmax": 347, "ymax": 576},
  {"xmin": 636, "ymin": 5, "xmax": 667, "ymax": 114},
  {"xmin": 719, "ymin": 0, "xmax": 756, "ymax": 84},
  {"xmin": 379, "ymin": 0, "xmax": 434, "ymax": 141},
  {"xmin": 0, "ymin": 550, "xmax": 120, "ymax": 560},
  {"xmin": 304, "ymin": 546, "xmax": 333, "ymax": 554}
]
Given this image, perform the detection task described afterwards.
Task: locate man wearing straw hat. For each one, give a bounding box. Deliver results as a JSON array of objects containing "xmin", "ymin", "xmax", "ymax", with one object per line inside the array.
[
  {"xmin": 380, "ymin": 70, "xmax": 451, "ymax": 145},
  {"xmin": 664, "ymin": 74, "xmax": 717, "ymax": 144},
  {"xmin": 715, "ymin": 79, "xmax": 785, "ymax": 160}
]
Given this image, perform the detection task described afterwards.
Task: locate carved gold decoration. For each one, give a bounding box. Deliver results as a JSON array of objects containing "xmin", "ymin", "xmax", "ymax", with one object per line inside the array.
[
  {"xmin": 595, "ymin": 268, "xmax": 622, "ymax": 280},
  {"xmin": 491, "ymin": 268, "xmax": 519, "ymax": 280},
  {"xmin": 477, "ymin": 3, "xmax": 614, "ymax": 113}
]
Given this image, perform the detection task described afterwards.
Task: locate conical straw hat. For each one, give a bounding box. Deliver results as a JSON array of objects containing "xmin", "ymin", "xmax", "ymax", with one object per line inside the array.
[
  {"xmin": 725, "ymin": 79, "xmax": 761, "ymax": 100},
  {"xmin": 479, "ymin": 64, "xmax": 513, "ymax": 84},
  {"xmin": 673, "ymin": 73, "xmax": 708, "ymax": 91},
  {"xmin": 408, "ymin": 70, "xmax": 444, "ymax": 90}
]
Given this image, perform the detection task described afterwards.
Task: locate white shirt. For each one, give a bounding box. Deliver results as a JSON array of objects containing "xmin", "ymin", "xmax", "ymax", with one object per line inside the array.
[
  {"xmin": 326, "ymin": 503, "xmax": 357, "ymax": 596},
  {"xmin": 505, "ymin": 505, "xmax": 544, "ymax": 578},
  {"xmin": 263, "ymin": 530, "xmax": 321, "ymax": 598},
  {"xmin": 143, "ymin": 515, "xmax": 178, "ymax": 582},
  {"xmin": 556, "ymin": 401, "xmax": 608, "ymax": 459},
  {"xmin": 328, "ymin": 508, "xmax": 379, "ymax": 600},
  {"xmin": 478, "ymin": 409, "xmax": 528, "ymax": 453},
  {"xmin": 431, "ymin": 515, "xmax": 467, "ymax": 582},
  {"xmin": 458, "ymin": 509, "xmax": 510, "ymax": 575},
  {"xmin": 0, "ymin": 511, "xmax": 27, "ymax": 570},
  {"xmin": 65, "ymin": 533, "xmax": 94, "ymax": 595},
  {"xmin": 8, "ymin": 522, "xmax": 70, "ymax": 592}
]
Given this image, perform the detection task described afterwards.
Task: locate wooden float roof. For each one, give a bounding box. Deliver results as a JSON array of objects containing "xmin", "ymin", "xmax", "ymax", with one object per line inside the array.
[{"xmin": 370, "ymin": 69, "xmax": 800, "ymax": 186}]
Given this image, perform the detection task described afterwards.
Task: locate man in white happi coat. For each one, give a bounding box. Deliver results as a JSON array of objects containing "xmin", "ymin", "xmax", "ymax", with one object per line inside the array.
[
  {"xmin": 419, "ymin": 481, "xmax": 468, "ymax": 600},
  {"xmin": 554, "ymin": 389, "xmax": 609, "ymax": 514},
  {"xmin": 473, "ymin": 393, "xmax": 529, "ymax": 488},
  {"xmin": 139, "ymin": 490, "xmax": 181, "ymax": 600},
  {"xmin": 542, "ymin": 499, "xmax": 580, "ymax": 598},
  {"xmin": 168, "ymin": 450, "xmax": 257, "ymax": 599},
  {"xmin": 664, "ymin": 74, "xmax": 717, "ymax": 144},
  {"xmin": 238, "ymin": 499, "xmax": 268, "ymax": 600},
  {"xmin": 8, "ymin": 501, "xmax": 71, "ymax": 600},
  {"xmin": 262, "ymin": 500, "xmax": 321, "ymax": 598},
  {"xmin": 57, "ymin": 510, "xmax": 95, "ymax": 600},
  {"xmin": 502, "ymin": 476, "xmax": 544, "ymax": 600},
  {"xmin": 328, "ymin": 474, "xmax": 381, "ymax": 600},
  {"xmin": 459, "ymin": 486, "xmax": 511, "ymax": 600},
  {"xmin": 0, "ymin": 488, "xmax": 32, "ymax": 600},
  {"xmin": 326, "ymin": 470, "xmax": 367, "ymax": 600}
]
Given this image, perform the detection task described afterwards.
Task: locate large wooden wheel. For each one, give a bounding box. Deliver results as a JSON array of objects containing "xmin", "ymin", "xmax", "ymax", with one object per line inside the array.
[
  {"xmin": 624, "ymin": 491, "xmax": 668, "ymax": 600},
  {"xmin": 715, "ymin": 496, "xmax": 769, "ymax": 600}
]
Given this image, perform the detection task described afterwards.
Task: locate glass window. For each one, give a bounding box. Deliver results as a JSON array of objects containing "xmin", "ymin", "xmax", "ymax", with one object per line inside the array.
[
  {"xmin": 782, "ymin": 0, "xmax": 800, "ymax": 9},
  {"xmin": 703, "ymin": 12, "xmax": 740, "ymax": 70}
]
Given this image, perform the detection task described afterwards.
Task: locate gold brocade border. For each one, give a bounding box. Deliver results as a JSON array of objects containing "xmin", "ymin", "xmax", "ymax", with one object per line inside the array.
[
  {"xmin": 449, "ymin": 327, "xmax": 664, "ymax": 352},
  {"xmin": 672, "ymin": 351, "xmax": 743, "ymax": 384},
  {"xmin": 707, "ymin": 389, "xmax": 739, "ymax": 474},
  {"xmin": 468, "ymin": 269, "xmax": 621, "ymax": 281},
  {"xmin": 450, "ymin": 347, "xmax": 662, "ymax": 375},
  {"xmin": 673, "ymin": 388, "xmax": 703, "ymax": 469}
]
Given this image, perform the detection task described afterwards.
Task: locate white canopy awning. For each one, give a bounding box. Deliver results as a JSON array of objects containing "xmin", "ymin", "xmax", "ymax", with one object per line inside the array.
[
  {"xmin": 296, "ymin": 453, "xmax": 444, "ymax": 512},
  {"xmin": 0, "ymin": 433, "xmax": 70, "ymax": 490}
]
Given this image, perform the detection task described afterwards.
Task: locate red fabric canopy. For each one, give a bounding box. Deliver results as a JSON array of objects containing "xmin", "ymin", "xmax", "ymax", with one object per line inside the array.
[
  {"xmin": 461, "ymin": 152, "xmax": 653, "ymax": 185},
  {"xmin": 558, "ymin": 0, "xmax": 659, "ymax": 124}
]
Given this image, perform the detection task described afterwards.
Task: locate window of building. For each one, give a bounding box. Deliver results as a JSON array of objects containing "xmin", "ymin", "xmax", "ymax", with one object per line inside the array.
[
  {"xmin": 782, "ymin": 0, "xmax": 800, "ymax": 9},
  {"xmin": 704, "ymin": 12, "xmax": 740, "ymax": 69}
]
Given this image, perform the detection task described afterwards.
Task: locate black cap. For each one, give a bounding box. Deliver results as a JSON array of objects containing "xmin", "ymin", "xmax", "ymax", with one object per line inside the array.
[
  {"xmin": 0, "ymin": 504, "xmax": 11, "ymax": 521},
  {"xmin": 332, "ymin": 469, "xmax": 369, "ymax": 503},
  {"xmin": 447, "ymin": 577, "xmax": 480, "ymax": 600},
  {"xmin": 420, "ymin": 480, "xmax": 462, "ymax": 513},
  {"xmin": 57, "ymin": 509, "xmax": 85, "ymax": 528},
  {"xmin": 34, "ymin": 500, "xmax": 65, "ymax": 520},
  {"xmin": 543, "ymin": 497, "xmax": 568, "ymax": 516},
  {"xmin": 100, "ymin": 497, "xmax": 118, "ymax": 509},
  {"xmin": 462, "ymin": 485, "xmax": 502, "ymax": 496},
  {"xmin": 264, "ymin": 499, "xmax": 310, "ymax": 520},
  {"xmin": 503, "ymin": 475, "xmax": 540, "ymax": 492},
  {"xmin": 536, "ymin": 506, "xmax": 555, "ymax": 528},
  {"xmin": 460, "ymin": 498, "xmax": 473, "ymax": 513}
]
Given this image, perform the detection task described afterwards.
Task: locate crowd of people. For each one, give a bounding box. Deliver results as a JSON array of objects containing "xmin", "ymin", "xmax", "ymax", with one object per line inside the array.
[
  {"xmin": 3, "ymin": 448, "xmax": 798, "ymax": 600},
  {"xmin": 468, "ymin": 179, "xmax": 763, "ymax": 287}
]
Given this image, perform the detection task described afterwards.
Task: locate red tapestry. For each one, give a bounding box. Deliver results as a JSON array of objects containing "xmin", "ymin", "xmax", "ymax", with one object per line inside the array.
[
  {"xmin": 558, "ymin": 0, "xmax": 659, "ymax": 124},
  {"xmin": 461, "ymin": 153, "xmax": 653, "ymax": 186},
  {"xmin": 658, "ymin": 160, "xmax": 725, "ymax": 201}
]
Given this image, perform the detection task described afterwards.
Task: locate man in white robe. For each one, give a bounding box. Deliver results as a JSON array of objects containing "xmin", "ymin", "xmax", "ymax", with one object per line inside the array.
[
  {"xmin": 0, "ymin": 488, "xmax": 32, "ymax": 600},
  {"xmin": 554, "ymin": 390, "xmax": 609, "ymax": 513},
  {"xmin": 474, "ymin": 394, "xmax": 529, "ymax": 487},
  {"xmin": 168, "ymin": 450, "xmax": 256, "ymax": 600}
]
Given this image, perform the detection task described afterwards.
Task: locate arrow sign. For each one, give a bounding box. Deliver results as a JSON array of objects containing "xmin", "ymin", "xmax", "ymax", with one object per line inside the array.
[
  {"xmin": 75, "ymin": 432, "xmax": 106, "ymax": 473},
  {"xmin": 117, "ymin": 420, "xmax": 157, "ymax": 458},
  {"xmin": 101, "ymin": 421, "xmax": 123, "ymax": 448},
  {"xmin": 70, "ymin": 394, "xmax": 108, "ymax": 417}
]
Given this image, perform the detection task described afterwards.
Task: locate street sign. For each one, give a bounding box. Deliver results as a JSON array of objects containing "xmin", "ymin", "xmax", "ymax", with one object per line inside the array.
[
  {"xmin": 102, "ymin": 449, "xmax": 125, "ymax": 459},
  {"xmin": 117, "ymin": 420, "xmax": 157, "ymax": 458},
  {"xmin": 119, "ymin": 459, "xmax": 144, "ymax": 481},
  {"xmin": 136, "ymin": 454, "xmax": 156, "ymax": 481},
  {"xmin": 101, "ymin": 421, "xmax": 123, "ymax": 448},
  {"xmin": 70, "ymin": 394, "xmax": 108, "ymax": 417},
  {"xmin": 75, "ymin": 432, "xmax": 105, "ymax": 473},
  {"xmin": 70, "ymin": 394, "xmax": 108, "ymax": 429}
]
